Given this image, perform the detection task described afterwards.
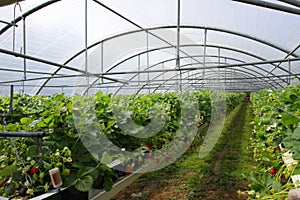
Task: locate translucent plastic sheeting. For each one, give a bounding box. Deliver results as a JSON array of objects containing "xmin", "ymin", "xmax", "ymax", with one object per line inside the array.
[{"xmin": 0, "ymin": 0, "xmax": 299, "ymax": 95}]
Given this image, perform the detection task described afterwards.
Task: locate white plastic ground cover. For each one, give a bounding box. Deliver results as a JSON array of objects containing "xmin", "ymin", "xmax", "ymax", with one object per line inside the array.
[
  {"xmin": 280, "ymin": 144, "xmax": 300, "ymax": 188},
  {"xmin": 292, "ymin": 175, "xmax": 300, "ymax": 189}
]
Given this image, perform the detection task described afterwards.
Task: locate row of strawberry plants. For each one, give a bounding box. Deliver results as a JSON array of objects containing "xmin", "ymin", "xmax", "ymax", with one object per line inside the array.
[
  {"xmin": 245, "ymin": 85, "xmax": 300, "ymax": 199},
  {"xmin": 0, "ymin": 90, "xmax": 244, "ymax": 199}
]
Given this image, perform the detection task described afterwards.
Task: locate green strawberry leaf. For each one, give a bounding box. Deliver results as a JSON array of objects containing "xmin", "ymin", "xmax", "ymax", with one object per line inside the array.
[
  {"xmin": 272, "ymin": 180, "xmax": 282, "ymax": 192},
  {"xmin": 282, "ymin": 113, "xmax": 300, "ymax": 126},
  {"xmin": 75, "ymin": 175, "xmax": 94, "ymax": 192},
  {"xmin": 291, "ymin": 127, "xmax": 300, "ymax": 140},
  {"xmin": 101, "ymin": 151, "xmax": 112, "ymax": 164},
  {"xmin": 0, "ymin": 165, "xmax": 18, "ymax": 177},
  {"xmin": 63, "ymin": 174, "xmax": 76, "ymax": 188},
  {"xmin": 103, "ymin": 176, "xmax": 113, "ymax": 192}
]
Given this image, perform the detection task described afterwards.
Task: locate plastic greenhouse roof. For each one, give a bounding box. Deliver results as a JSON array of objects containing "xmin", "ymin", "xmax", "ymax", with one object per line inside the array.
[{"xmin": 0, "ymin": 0, "xmax": 299, "ymax": 95}]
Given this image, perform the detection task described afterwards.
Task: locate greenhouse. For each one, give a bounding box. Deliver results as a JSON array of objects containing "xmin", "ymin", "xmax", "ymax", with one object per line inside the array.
[{"xmin": 0, "ymin": 0, "xmax": 300, "ymax": 199}]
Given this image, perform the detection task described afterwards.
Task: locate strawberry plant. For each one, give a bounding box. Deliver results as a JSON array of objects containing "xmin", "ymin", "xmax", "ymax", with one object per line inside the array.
[
  {"xmin": 0, "ymin": 90, "xmax": 245, "ymax": 198},
  {"xmin": 245, "ymin": 85, "xmax": 300, "ymax": 199}
]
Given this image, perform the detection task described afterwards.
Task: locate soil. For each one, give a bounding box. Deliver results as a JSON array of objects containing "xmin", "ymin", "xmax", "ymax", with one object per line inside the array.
[{"xmin": 112, "ymin": 171, "xmax": 192, "ymax": 200}]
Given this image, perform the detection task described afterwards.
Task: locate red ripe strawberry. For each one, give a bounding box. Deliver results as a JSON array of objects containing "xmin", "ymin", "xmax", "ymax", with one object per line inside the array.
[
  {"xmin": 146, "ymin": 142, "xmax": 152, "ymax": 148},
  {"xmin": 270, "ymin": 168, "xmax": 276, "ymax": 175},
  {"xmin": 146, "ymin": 154, "xmax": 153, "ymax": 159},
  {"xmin": 125, "ymin": 166, "xmax": 131, "ymax": 175},
  {"xmin": 0, "ymin": 181, "xmax": 5, "ymax": 188},
  {"xmin": 29, "ymin": 167, "xmax": 39, "ymax": 176}
]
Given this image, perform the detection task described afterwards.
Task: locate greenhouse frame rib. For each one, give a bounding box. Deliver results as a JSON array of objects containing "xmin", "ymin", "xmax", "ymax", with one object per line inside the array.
[
  {"xmin": 232, "ymin": 0, "xmax": 300, "ymax": 15},
  {"xmin": 277, "ymin": 0, "xmax": 300, "ymax": 8}
]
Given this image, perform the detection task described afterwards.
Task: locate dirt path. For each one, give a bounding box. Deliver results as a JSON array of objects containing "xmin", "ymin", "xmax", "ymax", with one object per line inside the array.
[
  {"xmin": 195, "ymin": 103, "xmax": 251, "ymax": 200},
  {"xmin": 112, "ymin": 102, "xmax": 253, "ymax": 200}
]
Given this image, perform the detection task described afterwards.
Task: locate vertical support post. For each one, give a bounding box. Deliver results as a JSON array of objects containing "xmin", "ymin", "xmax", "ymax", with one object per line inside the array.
[
  {"xmin": 288, "ymin": 58, "xmax": 291, "ymax": 85},
  {"xmin": 138, "ymin": 55, "xmax": 141, "ymax": 86},
  {"xmin": 101, "ymin": 42, "xmax": 104, "ymax": 84},
  {"xmin": 22, "ymin": 17, "xmax": 26, "ymax": 94},
  {"xmin": 23, "ymin": 17, "xmax": 26, "ymax": 81},
  {"xmin": 225, "ymin": 58, "xmax": 227, "ymax": 90},
  {"xmin": 85, "ymin": 0, "xmax": 89, "ymax": 94},
  {"xmin": 218, "ymin": 48, "xmax": 220, "ymax": 87},
  {"xmin": 176, "ymin": 0, "xmax": 182, "ymax": 92},
  {"xmin": 146, "ymin": 32, "xmax": 150, "ymax": 93},
  {"xmin": 218, "ymin": 48, "xmax": 221, "ymax": 65},
  {"xmin": 203, "ymin": 29, "xmax": 207, "ymax": 83},
  {"xmin": 162, "ymin": 62, "xmax": 165, "ymax": 88}
]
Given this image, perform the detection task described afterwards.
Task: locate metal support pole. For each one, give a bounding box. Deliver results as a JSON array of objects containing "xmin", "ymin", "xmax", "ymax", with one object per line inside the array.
[
  {"xmin": 162, "ymin": 62, "xmax": 165, "ymax": 88},
  {"xmin": 0, "ymin": 19, "xmax": 16, "ymax": 26},
  {"xmin": 277, "ymin": 0, "xmax": 300, "ymax": 9},
  {"xmin": 146, "ymin": 32, "xmax": 150, "ymax": 93},
  {"xmin": 218, "ymin": 48, "xmax": 221, "ymax": 84},
  {"xmin": 203, "ymin": 29, "xmax": 207, "ymax": 82},
  {"xmin": 85, "ymin": 0, "xmax": 89, "ymax": 94},
  {"xmin": 138, "ymin": 55, "xmax": 141, "ymax": 86},
  {"xmin": 23, "ymin": 17, "xmax": 26, "ymax": 81},
  {"xmin": 203, "ymin": 29, "xmax": 207, "ymax": 66},
  {"xmin": 225, "ymin": 58, "xmax": 227, "ymax": 88},
  {"xmin": 232, "ymin": 0, "xmax": 300, "ymax": 15},
  {"xmin": 288, "ymin": 58, "xmax": 291, "ymax": 85},
  {"xmin": 176, "ymin": 0, "xmax": 181, "ymax": 91},
  {"xmin": 101, "ymin": 42, "xmax": 104, "ymax": 83}
]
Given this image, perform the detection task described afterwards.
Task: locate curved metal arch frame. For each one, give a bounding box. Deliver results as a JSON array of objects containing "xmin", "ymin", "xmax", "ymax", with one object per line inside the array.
[
  {"xmin": 186, "ymin": 69, "xmax": 267, "ymax": 87},
  {"xmin": 136, "ymin": 70, "xmax": 263, "ymax": 94},
  {"xmin": 115, "ymin": 58, "xmax": 276, "ymax": 94},
  {"xmin": 81, "ymin": 43, "xmax": 288, "ymax": 94},
  {"xmin": 80, "ymin": 55, "xmax": 277, "ymax": 95},
  {"xmin": 132, "ymin": 66, "xmax": 271, "ymax": 95},
  {"xmin": 103, "ymin": 44, "xmax": 292, "ymax": 81},
  {"xmin": 150, "ymin": 66, "xmax": 291, "ymax": 93},
  {"xmin": 112, "ymin": 53, "xmax": 283, "ymax": 89},
  {"xmin": 171, "ymin": 66, "xmax": 271, "ymax": 88},
  {"xmin": 35, "ymin": 25, "xmax": 299, "ymax": 94},
  {"xmin": 178, "ymin": 55, "xmax": 281, "ymax": 88},
  {"xmin": 64, "ymin": 25, "xmax": 300, "ymax": 65}
]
